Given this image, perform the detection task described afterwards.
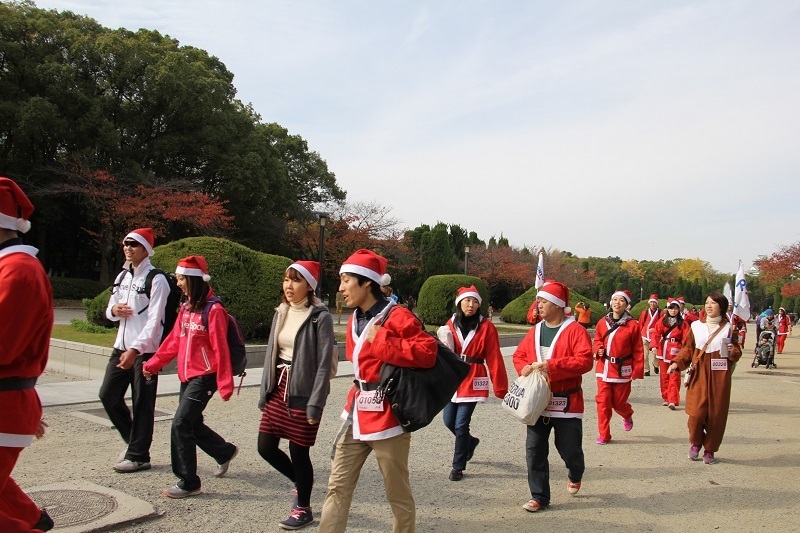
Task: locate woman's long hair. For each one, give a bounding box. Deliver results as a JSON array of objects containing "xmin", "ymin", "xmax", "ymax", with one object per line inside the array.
[
  {"xmin": 453, "ymin": 299, "xmax": 483, "ymax": 333},
  {"xmin": 184, "ymin": 275, "xmax": 210, "ymax": 312},
  {"xmin": 662, "ymin": 304, "xmax": 683, "ymax": 327}
]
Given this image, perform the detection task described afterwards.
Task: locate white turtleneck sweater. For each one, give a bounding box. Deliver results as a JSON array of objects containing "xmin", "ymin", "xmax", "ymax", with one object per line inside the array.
[
  {"xmin": 706, "ymin": 314, "xmax": 722, "ymax": 333},
  {"xmin": 277, "ymin": 298, "xmax": 313, "ymax": 362}
]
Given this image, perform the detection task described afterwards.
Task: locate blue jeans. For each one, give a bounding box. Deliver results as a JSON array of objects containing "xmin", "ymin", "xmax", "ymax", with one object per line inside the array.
[{"xmin": 442, "ymin": 401, "xmax": 477, "ymax": 470}]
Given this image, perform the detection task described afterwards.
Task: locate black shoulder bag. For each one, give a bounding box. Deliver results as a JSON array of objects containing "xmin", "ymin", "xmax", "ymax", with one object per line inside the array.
[{"xmin": 376, "ymin": 309, "xmax": 470, "ymax": 432}]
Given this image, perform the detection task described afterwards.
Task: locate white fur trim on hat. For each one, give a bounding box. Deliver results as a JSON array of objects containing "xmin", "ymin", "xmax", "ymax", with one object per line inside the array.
[
  {"xmin": 0, "ymin": 212, "xmax": 31, "ymax": 233},
  {"xmin": 455, "ymin": 291, "xmax": 482, "ymax": 306},
  {"xmin": 611, "ymin": 290, "xmax": 631, "ymax": 303},
  {"xmin": 290, "ymin": 263, "xmax": 318, "ymax": 290},
  {"xmin": 537, "ymin": 290, "xmax": 566, "ymax": 308},
  {"xmin": 176, "ymin": 266, "xmax": 211, "ymax": 281},
  {"xmin": 340, "ymin": 263, "xmax": 391, "ymax": 286},
  {"xmin": 124, "ymin": 231, "xmax": 154, "ymax": 256}
]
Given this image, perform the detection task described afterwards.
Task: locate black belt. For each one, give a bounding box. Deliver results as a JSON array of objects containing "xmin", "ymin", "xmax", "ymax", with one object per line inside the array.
[
  {"xmin": 354, "ymin": 380, "xmax": 380, "ymax": 391},
  {"xmin": 666, "ymin": 338, "xmax": 678, "ymax": 342},
  {"xmin": 0, "ymin": 377, "xmax": 37, "ymax": 391},
  {"xmin": 459, "ymin": 355, "xmax": 484, "ymax": 364},
  {"xmin": 602, "ymin": 354, "xmax": 633, "ymax": 364}
]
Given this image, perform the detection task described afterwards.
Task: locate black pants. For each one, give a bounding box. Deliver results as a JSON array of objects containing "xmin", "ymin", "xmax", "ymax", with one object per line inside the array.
[
  {"xmin": 525, "ymin": 416, "xmax": 585, "ymax": 508},
  {"xmin": 171, "ymin": 374, "xmax": 236, "ymax": 491},
  {"xmin": 99, "ymin": 348, "xmax": 158, "ymax": 462}
]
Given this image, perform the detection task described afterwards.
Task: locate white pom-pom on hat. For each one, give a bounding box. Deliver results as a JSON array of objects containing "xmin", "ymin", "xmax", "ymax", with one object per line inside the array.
[
  {"xmin": 203, "ymin": 274, "xmax": 211, "ymax": 282},
  {"xmin": 16, "ymin": 218, "xmax": 31, "ymax": 233},
  {"xmin": 380, "ymin": 273, "xmax": 392, "ymax": 286}
]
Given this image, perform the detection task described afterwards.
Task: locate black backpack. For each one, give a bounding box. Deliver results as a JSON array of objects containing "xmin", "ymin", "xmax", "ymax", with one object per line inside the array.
[
  {"xmin": 113, "ymin": 268, "xmax": 182, "ymax": 343},
  {"xmin": 201, "ymin": 297, "xmax": 248, "ymax": 393}
]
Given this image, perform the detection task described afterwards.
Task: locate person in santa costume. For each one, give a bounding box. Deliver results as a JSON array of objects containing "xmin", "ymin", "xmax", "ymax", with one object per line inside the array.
[
  {"xmin": 637, "ymin": 294, "xmax": 661, "ymax": 376},
  {"xmin": 143, "ymin": 256, "xmax": 238, "ymax": 499},
  {"xmin": 512, "ymin": 280, "xmax": 593, "ymax": 513},
  {"xmin": 437, "ymin": 286, "xmax": 508, "ymax": 482},
  {"xmin": 593, "ymin": 290, "xmax": 644, "ymax": 444},
  {"xmin": 776, "ymin": 307, "xmax": 792, "ymax": 354},
  {"xmin": 100, "ymin": 227, "xmax": 170, "ymax": 473},
  {"xmin": 650, "ymin": 298, "xmax": 690, "ymax": 410},
  {"xmin": 668, "ymin": 292, "xmax": 741, "ymax": 465},
  {"xmin": 318, "ymin": 249, "xmax": 437, "ymax": 533},
  {"xmin": 257, "ymin": 261, "xmax": 336, "ymax": 530},
  {"xmin": 0, "ymin": 177, "xmax": 55, "ymax": 532}
]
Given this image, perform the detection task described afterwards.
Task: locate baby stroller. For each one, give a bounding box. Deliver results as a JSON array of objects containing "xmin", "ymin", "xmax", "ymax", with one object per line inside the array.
[{"xmin": 752, "ymin": 330, "xmax": 776, "ymax": 369}]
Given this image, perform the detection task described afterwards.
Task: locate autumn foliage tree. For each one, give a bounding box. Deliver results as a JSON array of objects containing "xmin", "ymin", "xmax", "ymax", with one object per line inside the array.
[{"xmin": 56, "ymin": 167, "xmax": 232, "ymax": 283}]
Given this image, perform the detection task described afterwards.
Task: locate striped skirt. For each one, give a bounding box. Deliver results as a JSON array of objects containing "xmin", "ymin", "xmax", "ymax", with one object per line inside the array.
[{"xmin": 259, "ymin": 365, "xmax": 320, "ymax": 447}]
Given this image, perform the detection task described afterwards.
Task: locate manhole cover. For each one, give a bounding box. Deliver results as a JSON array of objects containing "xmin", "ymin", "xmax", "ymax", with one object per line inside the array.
[
  {"xmin": 29, "ymin": 489, "xmax": 118, "ymax": 527},
  {"xmin": 748, "ymin": 370, "xmax": 799, "ymax": 377}
]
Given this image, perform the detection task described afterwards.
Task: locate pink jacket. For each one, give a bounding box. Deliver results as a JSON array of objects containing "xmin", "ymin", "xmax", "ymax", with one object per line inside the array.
[{"xmin": 143, "ymin": 290, "xmax": 234, "ymax": 400}]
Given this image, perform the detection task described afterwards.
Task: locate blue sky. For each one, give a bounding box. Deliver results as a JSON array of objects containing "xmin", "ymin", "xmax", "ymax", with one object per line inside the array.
[{"xmin": 34, "ymin": 1, "xmax": 800, "ymax": 273}]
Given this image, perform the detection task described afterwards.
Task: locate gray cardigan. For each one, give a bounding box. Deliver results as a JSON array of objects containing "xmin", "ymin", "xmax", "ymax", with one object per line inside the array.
[{"xmin": 258, "ymin": 298, "xmax": 336, "ymax": 421}]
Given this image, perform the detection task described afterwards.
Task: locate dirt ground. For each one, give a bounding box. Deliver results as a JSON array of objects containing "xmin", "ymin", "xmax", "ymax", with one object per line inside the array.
[{"xmin": 14, "ymin": 335, "xmax": 800, "ymax": 532}]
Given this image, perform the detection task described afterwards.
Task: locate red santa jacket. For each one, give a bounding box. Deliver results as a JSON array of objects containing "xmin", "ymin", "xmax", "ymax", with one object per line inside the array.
[
  {"xmin": 512, "ymin": 318, "xmax": 593, "ymax": 419},
  {"xmin": 445, "ymin": 316, "xmax": 508, "ymax": 402},
  {"xmin": 0, "ymin": 245, "xmax": 53, "ymax": 446},
  {"xmin": 342, "ymin": 302, "xmax": 437, "ymax": 441},
  {"xmin": 778, "ymin": 315, "xmax": 791, "ymax": 335},
  {"xmin": 594, "ymin": 314, "xmax": 644, "ymax": 382},
  {"xmin": 638, "ymin": 308, "xmax": 661, "ymax": 342},
  {"xmin": 650, "ymin": 316, "xmax": 690, "ymax": 363},
  {"xmin": 143, "ymin": 290, "xmax": 234, "ymax": 400}
]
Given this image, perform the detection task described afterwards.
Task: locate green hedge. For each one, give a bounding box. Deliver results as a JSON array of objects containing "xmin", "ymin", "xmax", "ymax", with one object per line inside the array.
[
  {"xmin": 417, "ymin": 275, "xmax": 489, "ymax": 326},
  {"xmin": 49, "ymin": 277, "xmax": 106, "ymax": 300},
  {"xmin": 630, "ymin": 298, "xmax": 695, "ymax": 318},
  {"xmin": 86, "ymin": 237, "xmax": 292, "ymax": 339},
  {"xmin": 501, "ymin": 287, "xmax": 605, "ymax": 326}
]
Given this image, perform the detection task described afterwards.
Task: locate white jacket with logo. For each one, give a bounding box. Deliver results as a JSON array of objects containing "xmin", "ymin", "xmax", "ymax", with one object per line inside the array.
[{"xmin": 106, "ymin": 257, "xmax": 169, "ymax": 355}]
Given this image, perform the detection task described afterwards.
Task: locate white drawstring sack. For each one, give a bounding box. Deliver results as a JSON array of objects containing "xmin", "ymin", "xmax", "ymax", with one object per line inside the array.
[{"xmin": 502, "ymin": 369, "xmax": 551, "ymax": 425}]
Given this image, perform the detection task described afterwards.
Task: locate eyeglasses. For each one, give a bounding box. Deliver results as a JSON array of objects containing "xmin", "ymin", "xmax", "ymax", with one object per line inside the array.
[{"xmin": 123, "ymin": 241, "xmax": 141, "ymax": 248}]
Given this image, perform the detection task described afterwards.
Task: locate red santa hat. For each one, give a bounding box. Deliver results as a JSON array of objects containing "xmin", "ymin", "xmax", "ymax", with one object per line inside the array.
[
  {"xmin": 455, "ymin": 285, "xmax": 482, "ymax": 306},
  {"xmin": 289, "ymin": 260, "xmax": 320, "ymax": 291},
  {"xmin": 612, "ymin": 290, "xmax": 632, "ymax": 304},
  {"xmin": 339, "ymin": 249, "xmax": 391, "ymax": 286},
  {"xmin": 677, "ymin": 296, "xmax": 685, "ymax": 305},
  {"xmin": 176, "ymin": 255, "xmax": 211, "ymax": 282},
  {"xmin": 0, "ymin": 177, "xmax": 34, "ymax": 233},
  {"xmin": 537, "ymin": 280, "xmax": 571, "ymax": 314},
  {"xmin": 648, "ymin": 294, "xmax": 659, "ymax": 303},
  {"xmin": 123, "ymin": 228, "xmax": 155, "ymax": 257},
  {"xmin": 667, "ymin": 297, "xmax": 679, "ymax": 308}
]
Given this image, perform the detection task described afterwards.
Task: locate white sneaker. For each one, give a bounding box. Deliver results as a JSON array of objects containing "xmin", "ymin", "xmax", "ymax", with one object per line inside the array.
[
  {"xmin": 114, "ymin": 459, "xmax": 151, "ymax": 473},
  {"xmin": 214, "ymin": 446, "xmax": 238, "ymax": 477}
]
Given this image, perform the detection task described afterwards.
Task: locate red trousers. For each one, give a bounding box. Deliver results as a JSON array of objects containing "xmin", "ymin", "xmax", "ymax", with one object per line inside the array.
[
  {"xmin": 777, "ymin": 334, "xmax": 786, "ymax": 353},
  {"xmin": 659, "ymin": 360, "xmax": 681, "ymax": 406},
  {"xmin": 0, "ymin": 446, "xmax": 42, "ymax": 532},
  {"xmin": 595, "ymin": 380, "xmax": 633, "ymax": 442}
]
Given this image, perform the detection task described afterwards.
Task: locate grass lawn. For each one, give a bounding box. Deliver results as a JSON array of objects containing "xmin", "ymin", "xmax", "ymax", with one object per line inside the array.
[{"xmin": 50, "ymin": 324, "xmax": 116, "ymax": 346}]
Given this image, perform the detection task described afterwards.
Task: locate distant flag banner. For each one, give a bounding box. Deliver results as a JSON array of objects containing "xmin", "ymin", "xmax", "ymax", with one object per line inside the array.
[
  {"xmin": 535, "ymin": 253, "xmax": 545, "ymax": 289},
  {"xmin": 723, "ymin": 282, "xmax": 732, "ymax": 306},
  {"xmin": 733, "ymin": 261, "xmax": 751, "ymax": 321}
]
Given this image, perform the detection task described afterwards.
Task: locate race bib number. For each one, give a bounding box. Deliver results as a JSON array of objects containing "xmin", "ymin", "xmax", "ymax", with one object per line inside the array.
[
  {"xmin": 356, "ymin": 390, "xmax": 385, "ymax": 412},
  {"xmin": 473, "ymin": 377, "xmax": 490, "ymax": 391},
  {"xmin": 711, "ymin": 359, "xmax": 728, "ymax": 371},
  {"xmin": 548, "ymin": 397, "xmax": 568, "ymax": 412},
  {"xmin": 621, "ymin": 365, "xmax": 632, "ymax": 377},
  {"xmin": 670, "ymin": 347, "xmax": 680, "ymax": 356}
]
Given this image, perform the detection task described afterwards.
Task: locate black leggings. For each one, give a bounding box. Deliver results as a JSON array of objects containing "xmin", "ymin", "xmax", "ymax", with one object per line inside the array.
[{"xmin": 257, "ymin": 433, "xmax": 314, "ymax": 507}]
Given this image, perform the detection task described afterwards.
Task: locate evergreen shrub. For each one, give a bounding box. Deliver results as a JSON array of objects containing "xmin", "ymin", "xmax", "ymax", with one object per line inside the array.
[
  {"xmin": 50, "ymin": 277, "xmax": 105, "ymax": 300},
  {"xmin": 85, "ymin": 237, "xmax": 292, "ymax": 339},
  {"xmin": 417, "ymin": 275, "xmax": 488, "ymax": 326}
]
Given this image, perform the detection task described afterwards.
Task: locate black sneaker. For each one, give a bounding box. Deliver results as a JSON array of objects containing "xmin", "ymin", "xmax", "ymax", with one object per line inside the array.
[
  {"xmin": 449, "ymin": 469, "xmax": 463, "ymax": 481},
  {"xmin": 279, "ymin": 505, "xmax": 313, "ymax": 530},
  {"xmin": 34, "ymin": 509, "xmax": 54, "ymax": 531},
  {"xmin": 467, "ymin": 437, "xmax": 480, "ymax": 462}
]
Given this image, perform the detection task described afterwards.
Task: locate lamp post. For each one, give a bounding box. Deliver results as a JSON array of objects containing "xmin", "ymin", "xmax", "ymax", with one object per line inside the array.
[
  {"xmin": 316, "ymin": 212, "xmax": 328, "ymax": 297},
  {"xmin": 464, "ymin": 245, "xmax": 471, "ymax": 275}
]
